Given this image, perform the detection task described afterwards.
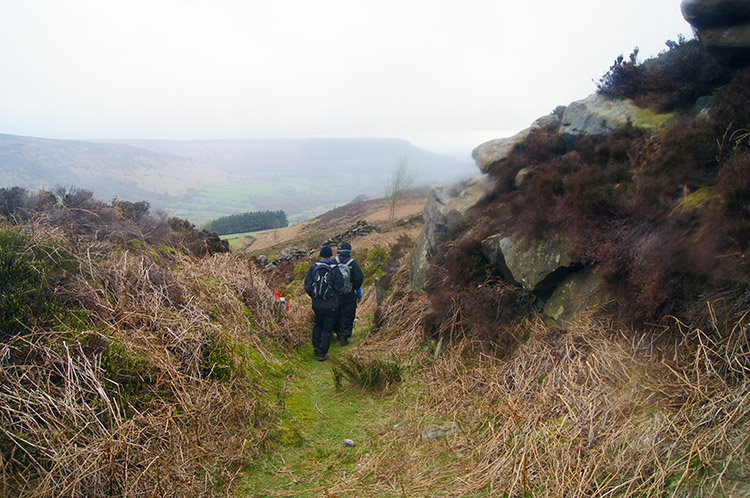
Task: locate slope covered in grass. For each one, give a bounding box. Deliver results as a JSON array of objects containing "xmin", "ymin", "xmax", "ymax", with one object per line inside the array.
[{"xmin": 0, "ymin": 193, "xmax": 308, "ymax": 496}]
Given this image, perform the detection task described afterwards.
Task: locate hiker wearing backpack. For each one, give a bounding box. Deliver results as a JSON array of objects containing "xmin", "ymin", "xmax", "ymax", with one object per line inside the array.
[
  {"xmin": 332, "ymin": 241, "xmax": 364, "ymax": 346},
  {"xmin": 303, "ymin": 245, "xmax": 346, "ymax": 361}
]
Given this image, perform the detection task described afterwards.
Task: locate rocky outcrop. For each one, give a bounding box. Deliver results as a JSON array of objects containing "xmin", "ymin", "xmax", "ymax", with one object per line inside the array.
[
  {"xmin": 481, "ymin": 234, "xmax": 579, "ymax": 295},
  {"xmin": 472, "ymin": 115, "xmax": 560, "ymax": 175},
  {"xmin": 409, "ymin": 175, "xmax": 494, "ymax": 289},
  {"xmin": 411, "ymin": 83, "xmax": 671, "ymax": 321},
  {"xmin": 559, "ymin": 94, "xmax": 643, "ymax": 146},
  {"xmin": 681, "ymin": 0, "xmax": 750, "ymax": 67}
]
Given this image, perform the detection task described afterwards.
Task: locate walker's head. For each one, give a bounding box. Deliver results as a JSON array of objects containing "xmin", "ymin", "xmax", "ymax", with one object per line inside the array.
[{"xmin": 319, "ymin": 245, "xmax": 333, "ymax": 258}]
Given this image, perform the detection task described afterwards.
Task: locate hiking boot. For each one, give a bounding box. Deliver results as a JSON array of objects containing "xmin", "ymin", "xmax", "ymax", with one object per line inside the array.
[
  {"xmin": 339, "ymin": 336, "xmax": 349, "ymax": 346},
  {"xmin": 317, "ymin": 354, "xmax": 328, "ymax": 361}
]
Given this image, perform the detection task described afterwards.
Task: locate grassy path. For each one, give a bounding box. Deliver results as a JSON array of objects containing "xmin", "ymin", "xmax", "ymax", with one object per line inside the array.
[{"xmin": 237, "ymin": 336, "xmax": 401, "ymax": 497}]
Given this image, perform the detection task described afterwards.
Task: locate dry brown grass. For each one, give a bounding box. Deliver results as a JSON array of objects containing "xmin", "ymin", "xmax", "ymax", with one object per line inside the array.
[
  {"xmin": 322, "ymin": 286, "xmax": 750, "ymax": 497},
  {"xmin": 245, "ymin": 192, "xmax": 427, "ymax": 256},
  {"xmin": 5, "ymin": 212, "xmax": 749, "ymax": 497},
  {"xmin": 0, "ymin": 220, "xmax": 302, "ymax": 497}
]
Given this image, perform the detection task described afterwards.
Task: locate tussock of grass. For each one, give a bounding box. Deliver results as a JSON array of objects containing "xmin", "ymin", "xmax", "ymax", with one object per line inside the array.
[{"xmin": 331, "ymin": 354, "xmax": 403, "ymax": 392}]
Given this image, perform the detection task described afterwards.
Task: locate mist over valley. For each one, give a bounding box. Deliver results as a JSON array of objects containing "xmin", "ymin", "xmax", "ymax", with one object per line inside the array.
[{"xmin": 0, "ymin": 133, "xmax": 475, "ymax": 226}]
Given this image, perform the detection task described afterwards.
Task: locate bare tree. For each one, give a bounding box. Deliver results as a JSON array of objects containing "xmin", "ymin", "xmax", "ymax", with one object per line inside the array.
[{"xmin": 384, "ymin": 156, "xmax": 414, "ymax": 227}]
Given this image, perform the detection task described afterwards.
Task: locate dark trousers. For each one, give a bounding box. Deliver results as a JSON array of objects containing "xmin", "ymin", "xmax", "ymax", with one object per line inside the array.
[
  {"xmin": 334, "ymin": 298, "xmax": 357, "ymax": 339},
  {"xmin": 312, "ymin": 308, "xmax": 337, "ymax": 356}
]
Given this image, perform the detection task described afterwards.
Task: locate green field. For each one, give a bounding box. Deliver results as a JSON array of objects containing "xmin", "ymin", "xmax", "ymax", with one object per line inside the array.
[{"xmin": 165, "ymin": 179, "xmax": 351, "ymax": 227}]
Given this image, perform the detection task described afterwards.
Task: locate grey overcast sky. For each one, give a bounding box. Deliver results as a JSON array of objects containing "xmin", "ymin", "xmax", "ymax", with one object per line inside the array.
[{"xmin": 1, "ymin": 0, "xmax": 693, "ymax": 159}]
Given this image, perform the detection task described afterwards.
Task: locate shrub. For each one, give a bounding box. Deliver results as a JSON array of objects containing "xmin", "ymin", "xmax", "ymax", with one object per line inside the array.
[
  {"xmin": 710, "ymin": 67, "xmax": 750, "ymax": 140},
  {"xmin": 102, "ymin": 337, "xmax": 150, "ymax": 401},
  {"xmin": 201, "ymin": 333, "xmax": 235, "ymax": 381},
  {"xmin": 377, "ymin": 234, "xmax": 413, "ymax": 289},
  {"xmin": 0, "ymin": 226, "xmax": 75, "ymax": 339},
  {"xmin": 716, "ymin": 152, "xmax": 750, "ymax": 255},
  {"xmin": 112, "ymin": 198, "xmax": 150, "ymax": 223},
  {"xmin": 361, "ymin": 245, "xmax": 388, "ymax": 286},
  {"xmin": 597, "ymin": 37, "xmax": 731, "ymax": 112},
  {"xmin": 596, "ymin": 48, "xmax": 643, "ymax": 99},
  {"xmin": 424, "ymin": 219, "xmax": 536, "ymax": 355}
]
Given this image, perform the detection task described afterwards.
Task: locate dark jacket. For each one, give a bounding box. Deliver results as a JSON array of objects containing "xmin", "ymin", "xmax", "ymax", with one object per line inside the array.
[
  {"xmin": 304, "ymin": 258, "xmax": 346, "ymax": 311},
  {"xmin": 334, "ymin": 251, "xmax": 364, "ymax": 303}
]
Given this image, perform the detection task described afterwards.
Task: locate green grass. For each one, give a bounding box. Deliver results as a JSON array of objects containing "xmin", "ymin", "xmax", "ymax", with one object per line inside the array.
[
  {"xmin": 635, "ymin": 108, "xmax": 675, "ymax": 129},
  {"xmin": 331, "ymin": 355, "xmax": 403, "ymax": 392},
  {"xmin": 237, "ymin": 335, "xmax": 403, "ymax": 497},
  {"xmin": 165, "ymin": 179, "xmax": 337, "ymax": 226}
]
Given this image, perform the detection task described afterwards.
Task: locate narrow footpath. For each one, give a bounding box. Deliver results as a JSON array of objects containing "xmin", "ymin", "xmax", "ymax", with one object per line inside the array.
[{"xmin": 237, "ymin": 335, "xmax": 400, "ymax": 497}]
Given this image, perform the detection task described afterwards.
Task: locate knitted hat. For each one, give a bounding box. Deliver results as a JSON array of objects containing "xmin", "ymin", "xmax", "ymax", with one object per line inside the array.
[
  {"xmin": 319, "ymin": 245, "xmax": 333, "ymax": 258},
  {"xmin": 338, "ymin": 241, "xmax": 352, "ymax": 251}
]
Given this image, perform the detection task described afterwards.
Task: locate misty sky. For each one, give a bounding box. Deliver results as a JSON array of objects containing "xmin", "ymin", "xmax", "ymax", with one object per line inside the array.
[{"xmin": 1, "ymin": 1, "xmax": 693, "ymax": 159}]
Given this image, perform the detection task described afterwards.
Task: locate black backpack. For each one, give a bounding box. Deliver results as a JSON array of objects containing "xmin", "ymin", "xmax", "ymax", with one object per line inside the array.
[{"xmin": 311, "ymin": 262, "xmax": 336, "ymax": 301}]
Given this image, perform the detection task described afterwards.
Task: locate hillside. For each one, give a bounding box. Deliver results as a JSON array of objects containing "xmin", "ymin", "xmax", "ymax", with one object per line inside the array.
[
  {"xmin": 2, "ymin": 24, "xmax": 750, "ymax": 498},
  {"xmin": 226, "ymin": 190, "xmax": 428, "ymax": 254},
  {"xmin": 0, "ymin": 134, "xmax": 474, "ymax": 226},
  {"xmin": 0, "ymin": 133, "xmax": 214, "ymax": 204}
]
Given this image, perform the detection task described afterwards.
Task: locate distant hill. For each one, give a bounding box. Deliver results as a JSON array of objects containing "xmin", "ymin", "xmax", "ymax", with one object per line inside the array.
[
  {"xmin": 96, "ymin": 138, "xmax": 475, "ymax": 224},
  {"xmin": 0, "ymin": 133, "xmax": 224, "ymax": 208},
  {"xmin": 0, "ymin": 134, "xmax": 474, "ymax": 225}
]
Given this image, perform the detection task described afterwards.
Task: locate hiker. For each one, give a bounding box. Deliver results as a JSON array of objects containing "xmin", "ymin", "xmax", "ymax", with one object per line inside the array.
[
  {"xmin": 273, "ymin": 291, "xmax": 289, "ymax": 320},
  {"xmin": 273, "ymin": 290, "xmax": 289, "ymax": 310},
  {"xmin": 303, "ymin": 245, "xmax": 345, "ymax": 361},
  {"xmin": 332, "ymin": 241, "xmax": 364, "ymax": 346}
]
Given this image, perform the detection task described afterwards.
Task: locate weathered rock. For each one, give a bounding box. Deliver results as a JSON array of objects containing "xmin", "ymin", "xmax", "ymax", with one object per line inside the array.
[
  {"xmin": 273, "ymin": 247, "xmax": 306, "ymax": 264},
  {"xmin": 681, "ymin": 0, "xmax": 750, "ymax": 67},
  {"xmin": 543, "ymin": 266, "xmax": 611, "ymax": 324},
  {"xmin": 422, "ymin": 421, "xmax": 459, "ymax": 441},
  {"xmin": 481, "ymin": 234, "xmax": 578, "ymax": 293},
  {"xmin": 681, "ymin": 0, "xmax": 750, "ymax": 29},
  {"xmin": 256, "ymin": 255, "xmax": 270, "ymax": 267},
  {"xmin": 701, "ymin": 23, "xmax": 750, "ymax": 67},
  {"xmin": 472, "ymin": 115, "xmax": 560, "ymax": 174},
  {"xmin": 409, "ymin": 175, "xmax": 494, "ymax": 290},
  {"xmin": 277, "ymin": 247, "xmax": 293, "ymax": 260},
  {"xmin": 395, "ymin": 212, "xmax": 424, "ymax": 227},
  {"xmin": 559, "ymin": 94, "xmax": 643, "ymax": 146},
  {"xmin": 514, "ymin": 167, "xmax": 534, "ymax": 189}
]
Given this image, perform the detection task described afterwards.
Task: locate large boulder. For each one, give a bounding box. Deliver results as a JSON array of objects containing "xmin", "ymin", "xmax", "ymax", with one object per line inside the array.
[
  {"xmin": 543, "ymin": 266, "xmax": 611, "ymax": 325},
  {"xmin": 681, "ymin": 0, "xmax": 750, "ymax": 29},
  {"xmin": 409, "ymin": 175, "xmax": 494, "ymax": 289},
  {"xmin": 472, "ymin": 115, "xmax": 560, "ymax": 175},
  {"xmin": 681, "ymin": 0, "xmax": 750, "ymax": 67},
  {"xmin": 481, "ymin": 233, "xmax": 578, "ymax": 294},
  {"xmin": 559, "ymin": 94, "xmax": 643, "ymax": 146}
]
